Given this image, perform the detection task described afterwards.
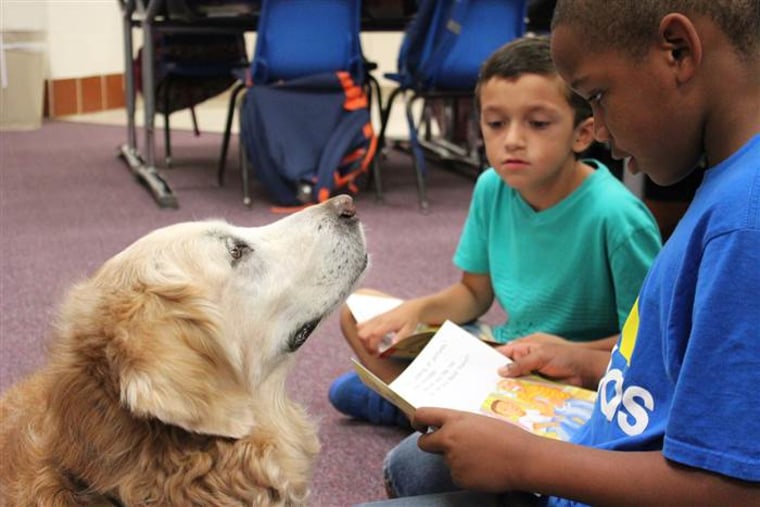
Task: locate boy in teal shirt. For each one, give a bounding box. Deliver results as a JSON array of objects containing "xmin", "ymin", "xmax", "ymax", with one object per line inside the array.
[
  {"xmin": 458, "ymin": 160, "xmax": 656, "ymax": 344},
  {"xmin": 329, "ymin": 36, "xmax": 661, "ymax": 425}
]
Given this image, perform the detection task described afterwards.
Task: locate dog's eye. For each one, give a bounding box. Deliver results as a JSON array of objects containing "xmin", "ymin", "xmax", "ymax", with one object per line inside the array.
[{"xmin": 229, "ymin": 242, "xmax": 251, "ymax": 261}]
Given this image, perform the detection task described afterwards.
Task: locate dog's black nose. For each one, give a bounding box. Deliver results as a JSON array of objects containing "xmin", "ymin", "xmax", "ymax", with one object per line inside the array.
[{"xmin": 331, "ymin": 194, "xmax": 356, "ymax": 219}]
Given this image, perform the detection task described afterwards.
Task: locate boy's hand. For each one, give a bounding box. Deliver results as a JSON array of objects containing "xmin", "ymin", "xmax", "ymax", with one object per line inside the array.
[
  {"xmin": 415, "ymin": 408, "xmax": 537, "ymax": 492},
  {"xmin": 496, "ymin": 341, "xmax": 606, "ymax": 389},
  {"xmin": 356, "ymin": 300, "xmax": 423, "ymax": 354}
]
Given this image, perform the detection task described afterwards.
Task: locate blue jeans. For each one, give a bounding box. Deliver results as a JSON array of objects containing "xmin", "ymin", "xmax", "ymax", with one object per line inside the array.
[
  {"xmin": 384, "ymin": 432, "xmax": 458, "ymax": 497},
  {"xmin": 373, "ymin": 432, "xmax": 540, "ymax": 507}
]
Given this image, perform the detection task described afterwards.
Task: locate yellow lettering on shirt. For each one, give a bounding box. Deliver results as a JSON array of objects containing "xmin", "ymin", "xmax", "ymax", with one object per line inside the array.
[{"xmin": 619, "ymin": 299, "xmax": 640, "ymax": 366}]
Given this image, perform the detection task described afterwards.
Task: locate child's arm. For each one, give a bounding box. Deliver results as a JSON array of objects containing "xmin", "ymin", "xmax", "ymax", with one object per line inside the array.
[
  {"xmin": 414, "ymin": 408, "xmax": 760, "ymax": 506},
  {"xmin": 411, "ymin": 271, "xmax": 494, "ymax": 326},
  {"xmin": 357, "ymin": 272, "xmax": 493, "ymax": 353}
]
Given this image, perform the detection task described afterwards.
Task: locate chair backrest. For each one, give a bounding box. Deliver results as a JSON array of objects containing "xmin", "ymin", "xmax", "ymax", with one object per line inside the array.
[
  {"xmin": 398, "ymin": 0, "xmax": 528, "ymax": 91},
  {"xmin": 391, "ymin": 0, "xmax": 447, "ymax": 88},
  {"xmin": 251, "ymin": 0, "xmax": 364, "ymax": 84},
  {"xmin": 135, "ymin": 32, "xmax": 247, "ymax": 114}
]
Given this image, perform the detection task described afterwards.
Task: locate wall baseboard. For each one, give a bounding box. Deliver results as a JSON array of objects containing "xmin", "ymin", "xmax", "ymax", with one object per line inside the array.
[{"xmin": 45, "ymin": 73, "xmax": 125, "ymax": 117}]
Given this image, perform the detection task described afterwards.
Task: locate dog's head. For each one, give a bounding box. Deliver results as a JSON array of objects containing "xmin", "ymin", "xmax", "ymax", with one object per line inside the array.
[{"xmin": 55, "ymin": 196, "xmax": 367, "ymax": 438}]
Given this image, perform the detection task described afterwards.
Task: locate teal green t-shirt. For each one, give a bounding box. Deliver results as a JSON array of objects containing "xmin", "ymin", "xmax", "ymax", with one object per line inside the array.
[{"xmin": 454, "ymin": 161, "xmax": 661, "ymax": 343}]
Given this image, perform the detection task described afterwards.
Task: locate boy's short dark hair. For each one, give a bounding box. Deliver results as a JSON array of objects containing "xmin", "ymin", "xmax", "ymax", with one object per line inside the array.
[
  {"xmin": 552, "ymin": 0, "xmax": 760, "ymax": 62},
  {"xmin": 474, "ymin": 36, "xmax": 591, "ymax": 126}
]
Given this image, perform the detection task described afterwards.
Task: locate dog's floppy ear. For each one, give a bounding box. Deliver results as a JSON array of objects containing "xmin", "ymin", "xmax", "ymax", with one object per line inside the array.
[{"xmin": 108, "ymin": 278, "xmax": 256, "ymax": 438}]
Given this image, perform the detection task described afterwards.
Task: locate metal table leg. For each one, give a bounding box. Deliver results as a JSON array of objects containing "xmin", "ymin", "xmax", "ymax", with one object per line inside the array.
[{"xmin": 116, "ymin": 0, "xmax": 178, "ymax": 208}]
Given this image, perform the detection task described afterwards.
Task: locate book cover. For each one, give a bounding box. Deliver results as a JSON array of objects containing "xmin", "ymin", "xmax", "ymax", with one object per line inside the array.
[
  {"xmin": 353, "ymin": 321, "xmax": 597, "ymax": 441},
  {"xmin": 345, "ymin": 293, "xmax": 498, "ymax": 360}
]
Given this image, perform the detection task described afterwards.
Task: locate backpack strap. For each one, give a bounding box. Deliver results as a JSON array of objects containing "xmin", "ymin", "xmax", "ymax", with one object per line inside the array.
[{"xmin": 314, "ymin": 72, "xmax": 377, "ymax": 202}]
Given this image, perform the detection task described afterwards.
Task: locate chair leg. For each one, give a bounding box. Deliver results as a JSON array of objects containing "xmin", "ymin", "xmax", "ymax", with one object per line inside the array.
[
  {"xmin": 370, "ymin": 153, "xmax": 383, "ymax": 202},
  {"xmin": 163, "ymin": 78, "xmax": 172, "ymax": 167},
  {"xmin": 366, "ymin": 86, "xmax": 404, "ymax": 200},
  {"xmin": 406, "ymin": 93, "xmax": 429, "ymax": 212},
  {"xmin": 218, "ymin": 83, "xmax": 246, "ymax": 187},
  {"xmin": 469, "ymin": 105, "xmax": 487, "ymax": 172},
  {"xmin": 163, "ymin": 113, "xmax": 172, "ymax": 168},
  {"xmin": 363, "ymin": 76, "xmax": 384, "ymax": 201},
  {"xmin": 240, "ymin": 131, "xmax": 251, "ymax": 207},
  {"xmin": 190, "ymin": 106, "xmax": 200, "ymax": 136},
  {"xmin": 368, "ymin": 75, "xmax": 384, "ymax": 128},
  {"xmin": 377, "ymin": 87, "xmax": 404, "ymax": 155}
]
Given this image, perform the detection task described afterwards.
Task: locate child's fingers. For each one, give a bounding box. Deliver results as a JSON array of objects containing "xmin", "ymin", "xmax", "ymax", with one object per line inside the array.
[
  {"xmin": 498, "ymin": 350, "xmax": 546, "ymax": 377},
  {"xmin": 397, "ymin": 322, "xmax": 418, "ymax": 340},
  {"xmin": 413, "ymin": 407, "xmax": 450, "ymax": 439},
  {"xmin": 497, "ymin": 341, "xmax": 534, "ymax": 360}
]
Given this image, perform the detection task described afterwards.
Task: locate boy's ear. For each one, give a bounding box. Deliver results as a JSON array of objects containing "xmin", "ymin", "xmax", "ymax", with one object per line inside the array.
[
  {"xmin": 572, "ymin": 117, "xmax": 595, "ymax": 154},
  {"xmin": 658, "ymin": 13, "xmax": 702, "ymax": 85}
]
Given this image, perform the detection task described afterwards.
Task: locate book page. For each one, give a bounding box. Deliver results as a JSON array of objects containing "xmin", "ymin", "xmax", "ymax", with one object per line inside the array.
[
  {"xmin": 389, "ymin": 321, "xmax": 508, "ymax": 413},
  {"xmin": 345, "ymin": 293, "xmax": 403, "ymax": 323},
  {"xmin": 352, "ymin": 359, "xmax": 416, "ymax": 420},
  {"xmin": 386, "ymin": 321, "xmax": 597, "ymax": 440}
]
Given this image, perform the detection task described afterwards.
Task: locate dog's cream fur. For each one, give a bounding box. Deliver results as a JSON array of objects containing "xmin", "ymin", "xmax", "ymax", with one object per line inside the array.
[{"xmin": 0, "ymin": 196, "xmax": 367, "ymax": 506}]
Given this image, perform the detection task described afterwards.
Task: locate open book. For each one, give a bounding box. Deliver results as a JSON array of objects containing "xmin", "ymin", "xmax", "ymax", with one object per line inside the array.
[
  {"xmin": 353, "ymin": 321, "xmax": 597, "ymax": 441},
  {"xmin": 346, "ymin": 293, "xmax": 498, "ymax": 359}
]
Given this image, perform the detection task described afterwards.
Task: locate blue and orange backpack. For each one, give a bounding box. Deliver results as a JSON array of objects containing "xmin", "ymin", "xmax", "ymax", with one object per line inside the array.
[{"xmin": 239, "ymin": 71, "xmax": 377, "ymax": 208}]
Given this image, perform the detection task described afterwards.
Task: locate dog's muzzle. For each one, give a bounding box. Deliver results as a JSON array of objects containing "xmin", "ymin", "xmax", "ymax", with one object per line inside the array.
[{"xmin": 288, "ymin": 318, "xmax": 322, "ymax": 352}]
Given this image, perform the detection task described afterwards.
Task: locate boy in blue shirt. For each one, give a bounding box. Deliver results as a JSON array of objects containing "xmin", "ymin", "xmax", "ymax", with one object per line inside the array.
[
  {"xmin": 330, "ymin": 36, "xmax": 661, "ymax": 426},
  {"xmin": 360, "ymin": 1, "xmax": 760, "ymax": 505}
]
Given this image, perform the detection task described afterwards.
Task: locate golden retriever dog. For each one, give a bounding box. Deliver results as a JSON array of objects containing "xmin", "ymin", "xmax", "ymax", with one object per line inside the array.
[{"xmin": 0, "ymin": 195, "xmax": 367, "ymax": 506}]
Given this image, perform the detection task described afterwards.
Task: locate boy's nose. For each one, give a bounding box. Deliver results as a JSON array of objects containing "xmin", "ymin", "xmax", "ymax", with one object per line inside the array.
[
  {"xmin": 504, "ymin": 124, "xmax": 524, "ymax": 148},
  {"xmin": 593, "ymin": 125, "xmax": 610, "ymax": 143},
  {"xmin": 592, "ymin": 111, "xmax": 610, "ymax": 143}
]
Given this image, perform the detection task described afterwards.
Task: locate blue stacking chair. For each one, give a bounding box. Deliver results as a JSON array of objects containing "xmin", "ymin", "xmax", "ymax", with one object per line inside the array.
[
  {"xmin": 218, "ymin": 0, "xmax": 381, "ymax": 204},
  {"xmin": 378, "ymin": 0, "xmax": 527, "ymax": 211}
]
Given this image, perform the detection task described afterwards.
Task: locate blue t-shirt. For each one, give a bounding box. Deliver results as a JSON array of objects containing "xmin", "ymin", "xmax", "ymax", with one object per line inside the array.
[
  {"xmin": 454, "ymin": 161, "xmax": 660, "ymax": 343},
  {"xmin": 546, "ymin": 134, "xmax": 760, "ymax": 507}
]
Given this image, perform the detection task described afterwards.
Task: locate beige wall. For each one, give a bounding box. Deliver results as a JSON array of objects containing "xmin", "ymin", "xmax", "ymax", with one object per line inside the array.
[
  {"xmin": 1, "ymin": 0, "xmax": 124, "ymax": 79},
  {"xmin": 0, "ymin": 0, "xmax": 47, "ymax": 31},
  {"xmin": 1, "ymin": 0, "xmax": 402, "ymax": 84}
]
